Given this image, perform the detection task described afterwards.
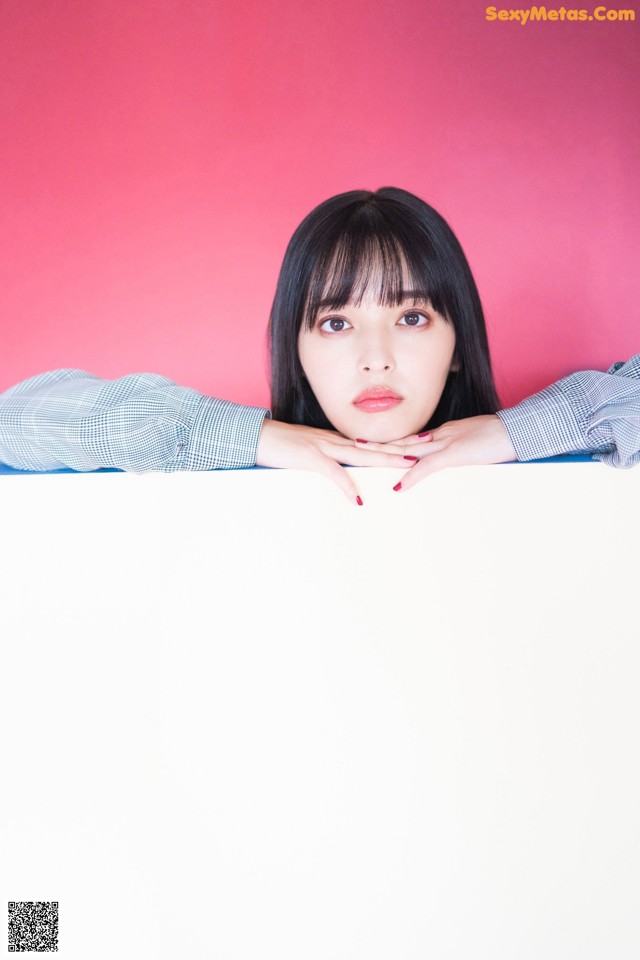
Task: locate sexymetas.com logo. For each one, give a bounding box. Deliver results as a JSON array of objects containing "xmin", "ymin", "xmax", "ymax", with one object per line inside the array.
[{"xmin": 486, "ymin": 5, "xmax": 635, "ymax": 22}]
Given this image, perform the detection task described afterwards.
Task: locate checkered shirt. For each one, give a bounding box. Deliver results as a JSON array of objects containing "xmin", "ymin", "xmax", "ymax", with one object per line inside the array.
[
  {"xmin": 0, "ymin": 357, "xmax": 638, "ymax": 472},
  {"xmin": 0, "ymin": 370, "xmax": 270, "ymax": 472},
  {"xmin": 497, "ymin": 355, "xmax": 640, "ymax": 468}
]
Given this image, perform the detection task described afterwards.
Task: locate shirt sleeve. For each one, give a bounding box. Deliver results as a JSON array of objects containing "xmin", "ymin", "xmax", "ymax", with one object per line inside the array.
[
  {"xmin": 0, "ymin": 370, "xmax": 271, "ymax": 472},
  {"xmin": 496, "ymin": 354, "xmax": 640, "ymax": 468}
]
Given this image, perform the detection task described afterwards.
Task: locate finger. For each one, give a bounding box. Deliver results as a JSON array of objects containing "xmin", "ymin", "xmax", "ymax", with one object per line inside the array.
[
  {"xmin": 352, "ymin": 439, "xmax": 413, "ymax": 455},
  {"xmin": 376, "ymin": 431, "xmax": 434, "ymax": 447},
  {"xmin": 327, "ymin": 446, "xmax": 424, "ymax": 469},
  {"xmin": 406, "ymin": 438, "xmax": 448, "ymax": 459},
  {"xmin": 354, "ymin": 434, "xmax": 433, "ymax": 453},
  {"xmin": 345, "ymin": 440, "xmax": 448, "ymax": 465},
  {"xmin": 393, "ymin": 451, "xmax": 451, "ymax": 492},
  {"xmin": 308, "ymin": 456, "xmax": 364, "ymax": 506}
]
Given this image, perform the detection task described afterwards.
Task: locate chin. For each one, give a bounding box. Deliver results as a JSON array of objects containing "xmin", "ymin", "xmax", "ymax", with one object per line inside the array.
[{"xmin": 342, "ymin": 418, "xmax": 423, "ymax": 443}]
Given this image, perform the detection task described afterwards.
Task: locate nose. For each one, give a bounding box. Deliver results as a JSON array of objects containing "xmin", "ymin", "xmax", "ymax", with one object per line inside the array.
[{"xmin": 359, "ymin": 331, "xmax": 395, "ymax": 374}]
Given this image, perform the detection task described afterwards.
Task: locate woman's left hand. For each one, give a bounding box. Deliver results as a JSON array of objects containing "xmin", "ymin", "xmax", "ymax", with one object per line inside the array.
[{"xmin": 355, "ymin": 414, "xmax": 517, "ymax": 493}]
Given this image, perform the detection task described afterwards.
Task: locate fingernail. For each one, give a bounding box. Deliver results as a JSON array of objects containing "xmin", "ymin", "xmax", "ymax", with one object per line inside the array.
[
  {"xmin": 403, "ymin": 455, "xmax": 418, "ymax": 461},
  {"xmin": 393, "ymin": 482, "xmax": 402, "ymax": 492},
  {"xmin": 356, "ymin": 495, "xmax": 364, "ymax": 506},
  {"xmin": 418, "ymin": 431, "xmax": 431, "ymax": 439},
  {"xmin": 355, "ymin": 438, "xmax": 368, "ymax": 443}
]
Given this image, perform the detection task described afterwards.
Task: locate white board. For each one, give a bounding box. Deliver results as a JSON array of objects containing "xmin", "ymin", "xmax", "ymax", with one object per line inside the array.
[{"xmin": 2, "ymin": 462, "xmax": 639, "ymax": 958}]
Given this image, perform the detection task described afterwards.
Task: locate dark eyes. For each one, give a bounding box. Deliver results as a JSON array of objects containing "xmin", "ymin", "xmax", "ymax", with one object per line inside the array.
[
  {"xmin": 398, "ymin": 312, "xmax": 429, "ymax": 327},
  {"xmin": 320, "ymin": 317, "xmax": 352, "ymax": 333},
  {"xmin": 317, "ymin": 311, "xmax": 430, "ymax": 333}
]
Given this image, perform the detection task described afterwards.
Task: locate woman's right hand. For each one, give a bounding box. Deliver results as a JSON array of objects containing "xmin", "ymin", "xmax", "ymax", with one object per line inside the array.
[{"xmin": 255, "ymin": 418, "xmax": 416, "ymax": 506}]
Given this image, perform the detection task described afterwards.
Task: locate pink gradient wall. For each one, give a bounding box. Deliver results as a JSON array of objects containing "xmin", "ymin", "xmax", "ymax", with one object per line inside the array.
[{"xmin": 1, "ymin": 0, "xmax": 638, "ymax": 408}]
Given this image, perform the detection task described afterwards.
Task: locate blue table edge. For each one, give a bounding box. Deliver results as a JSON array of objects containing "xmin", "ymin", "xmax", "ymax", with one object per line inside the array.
[{"xmin": 0, "ymin": 454, "xmax": 595, "ymax": 475}]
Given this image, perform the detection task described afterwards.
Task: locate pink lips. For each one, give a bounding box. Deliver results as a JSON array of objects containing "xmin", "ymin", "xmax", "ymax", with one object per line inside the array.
[{"xmin": 353, "ymin": 386, "xmax": 403, "ymax": 413}]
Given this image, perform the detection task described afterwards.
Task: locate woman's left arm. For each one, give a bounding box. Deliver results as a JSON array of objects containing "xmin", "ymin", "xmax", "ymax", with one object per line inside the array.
[
  {"xmin": 495, "ymin": 354, "xmax": 640, "ymax": 469},
  {"xmin": 368, "ymin": 354, "xmax": 640, "ymax": 491}
]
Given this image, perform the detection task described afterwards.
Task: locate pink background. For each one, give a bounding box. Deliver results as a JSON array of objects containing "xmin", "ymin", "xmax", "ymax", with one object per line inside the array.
[{"xmin": 1, "ymin": 0, "xmax": 638, "ymax": 408}]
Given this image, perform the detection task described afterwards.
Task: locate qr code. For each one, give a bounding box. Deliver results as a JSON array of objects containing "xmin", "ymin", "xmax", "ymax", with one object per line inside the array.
[{"xmin": 8, "ymin": 902, "xmax": 58, "ymax": 953}]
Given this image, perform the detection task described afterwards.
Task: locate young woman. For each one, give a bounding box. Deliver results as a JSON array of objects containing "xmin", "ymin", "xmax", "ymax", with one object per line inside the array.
[
  {"xmin": 262, "ymin": 187, "xmax": 640, "ymax": 502},
  {"xmin": 0, "ymin": 187, "xmax": 638, "ymax": 505}
]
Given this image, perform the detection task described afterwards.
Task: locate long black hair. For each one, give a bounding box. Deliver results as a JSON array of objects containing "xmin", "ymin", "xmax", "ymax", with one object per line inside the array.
[{"xmin": 268, "ymin": 187, "xmax": 499, "ymax": 431}]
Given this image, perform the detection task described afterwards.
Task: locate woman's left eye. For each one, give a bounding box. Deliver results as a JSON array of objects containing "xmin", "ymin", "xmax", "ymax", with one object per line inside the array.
[{"xmin": 398, "ymin": 312, "xmax": 429, "ymax": 327}]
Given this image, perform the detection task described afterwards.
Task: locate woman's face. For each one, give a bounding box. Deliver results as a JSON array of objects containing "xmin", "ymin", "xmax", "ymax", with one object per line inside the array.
[{"xmin": 297, "ymin": 294, "xmax": 458, "ymax": 441}]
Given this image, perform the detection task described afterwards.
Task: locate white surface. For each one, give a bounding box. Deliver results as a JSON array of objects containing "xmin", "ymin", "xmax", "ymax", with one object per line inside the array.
[{"xmin": 1, "ymin": 463, "xmax": 639, "ymax": 959}]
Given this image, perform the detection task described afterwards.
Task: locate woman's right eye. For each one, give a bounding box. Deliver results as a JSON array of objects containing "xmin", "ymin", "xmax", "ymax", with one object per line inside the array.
[{"xmin": 318, "ymin": 317, "xmax": 352, "ymax": 333}]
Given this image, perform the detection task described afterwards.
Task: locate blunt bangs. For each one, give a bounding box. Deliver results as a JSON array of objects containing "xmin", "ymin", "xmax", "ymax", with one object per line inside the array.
[
  {"xmin": 303, "ymin": 203, "xmax": 455, "ymax": 330},
  {"xmin": 268, "ymin": 187, "xmax": 500, "ymax": 429}
]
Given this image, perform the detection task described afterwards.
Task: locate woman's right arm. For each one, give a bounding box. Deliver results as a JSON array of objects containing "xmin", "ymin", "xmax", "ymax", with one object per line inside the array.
[
  {"xmin": 0, "ymin": 370, "xmax": 269, "ymax": 473},
  {"xmin": 0, "ymin": 370, "xmax": 415, "ymax": 503}
]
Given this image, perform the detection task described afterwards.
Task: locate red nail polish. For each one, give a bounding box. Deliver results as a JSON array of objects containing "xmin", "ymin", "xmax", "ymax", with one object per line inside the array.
[
  {"xmin": 393, "ymin": 482, "xmax": 402, "ymax": 492},
  {"xmin": 403, "ymin": 455, "xmax": 417, "ymax": 461},
  {"xmin": 355, "ymin": 438, "xmax": 368, "ymax": 443},
  {"xmin": 418, "ymin": 431, "xmax": 431, "ymax": 438},
  {"xmin": 356, "ymin": 495, "xmax": 363, "ymax": 506}
]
